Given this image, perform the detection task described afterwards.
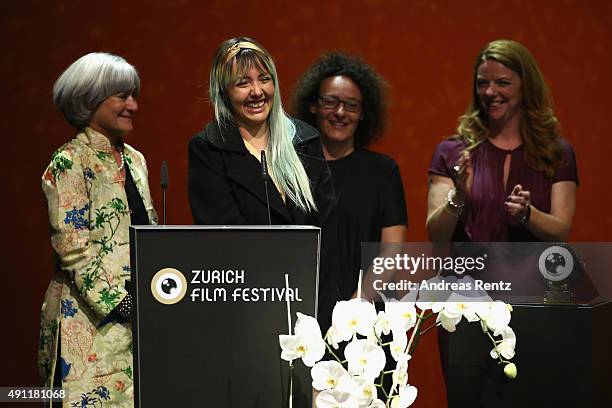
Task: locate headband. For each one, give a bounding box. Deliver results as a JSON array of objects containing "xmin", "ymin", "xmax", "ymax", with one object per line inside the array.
[{"xmin": 225, "ymin": 41, "xmax": 264, "ymax": 63}]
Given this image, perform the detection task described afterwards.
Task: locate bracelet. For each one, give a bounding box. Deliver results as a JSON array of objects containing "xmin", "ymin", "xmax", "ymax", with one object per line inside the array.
[
  {"xmin": 518, "ymin": 204, "xmax": 531, "ymax": 225},
  {"xmin": 116, "ymin": 293, "xmax": 132, "ymax": 318},
  {"xmin": 443, "ymin": 202, "xmax": 461, "ymax": 218},
  {"xmin": 447, "ymin": 188, "xmax": 465, "ymax": 209}
]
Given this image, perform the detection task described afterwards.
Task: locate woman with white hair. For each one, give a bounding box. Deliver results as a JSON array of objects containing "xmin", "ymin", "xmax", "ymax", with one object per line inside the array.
[
  {"xmin": 188, "ymin": 37, "xmax": 341, "ymax": 328},
  {"xmin": 39, "ymin": 52, "xmax": 157, "ymax": 406}
]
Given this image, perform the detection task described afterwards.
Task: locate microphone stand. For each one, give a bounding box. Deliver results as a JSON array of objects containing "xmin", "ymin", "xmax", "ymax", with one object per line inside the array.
[
  {"xmin": 160, "ymin": 161, "xmax": 168, "ymax": 225},
  {"xmin": 260, "ymin": 151, "xmax": 272, "ymax": 226},
  {"xmin": 163, "ymin": 190, "xmax": 167, "ymax": 225}
]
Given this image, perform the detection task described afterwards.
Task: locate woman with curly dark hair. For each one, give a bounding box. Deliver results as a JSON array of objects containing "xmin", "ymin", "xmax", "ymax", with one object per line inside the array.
[
  {"xmin": 294, "ymin": 52, "xmax": 408, "ymax": 298},
  {"xmin": 426, "ymin": 39, "xmax": 578, "ymax": 242}
]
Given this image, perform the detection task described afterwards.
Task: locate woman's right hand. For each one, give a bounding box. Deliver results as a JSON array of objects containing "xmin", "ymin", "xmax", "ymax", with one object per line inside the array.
[
  {"xmin": 451, "ymin": 151, "xmax": 473, "ymax": 201},
  {"xmin": 426, "ymin": 150, "xmax": 473, "ymax": 241}
]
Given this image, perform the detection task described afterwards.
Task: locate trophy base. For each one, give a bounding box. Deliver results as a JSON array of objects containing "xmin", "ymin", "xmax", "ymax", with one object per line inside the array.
[{"xmin": 544, "ymin": 281, "xmax": 572, "ymax": 304}]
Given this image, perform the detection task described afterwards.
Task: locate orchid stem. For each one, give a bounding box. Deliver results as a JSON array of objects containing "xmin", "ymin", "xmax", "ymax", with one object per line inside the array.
[
  {"xmin": 324, "ymin": 342, "xmax": 343, "ymax": 364},
  {"xmin": 485, "ymin": 330, "xmax": 504, "ymax": 364},
  {"xmin": 406, "ymin": 310, "xmax": 426, "ymax": 355},
  {"xmin": 418, "ymin": 321, "xmax": 440, "ymax": 337},
  {"xmin": 421, "ymin": 312, "xmax": 435, "ymax": 320}
]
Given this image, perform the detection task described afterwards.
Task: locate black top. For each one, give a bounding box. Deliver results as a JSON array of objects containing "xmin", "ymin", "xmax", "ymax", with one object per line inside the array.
[
  {"xmin": 187, "ymin": 119, "xmax": 343, "ymax": 330},
  {"xmin": 125, "ymin": 164, "xmax": 150, "ymax": 225},
  {"xmin": 328, "ymin": 149, "xmax": 408, "ymax": 297},
  {"xmin": 188, "ymin": 119, "xmax": 336, "ymax": 228}
]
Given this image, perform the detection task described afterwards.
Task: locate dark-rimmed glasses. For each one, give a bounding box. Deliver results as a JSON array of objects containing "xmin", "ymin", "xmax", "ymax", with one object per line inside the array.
[{"xmin": 318, "ymin": 95, "xmax": 362, "ymax": 113}]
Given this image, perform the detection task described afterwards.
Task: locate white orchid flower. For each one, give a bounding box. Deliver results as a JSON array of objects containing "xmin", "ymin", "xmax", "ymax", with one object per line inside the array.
[
  {"xmin": 367, "ymin": 399, "xmax": 386, "ymax": 408},
  {"xmin": 415, "ymin": 300, "xmax": 444, "ymax": 313},
  {"xmin": 457, "ymin": 302, "xmax": 480, "ymax": 322},
  {"xmin": 374, "ymin": 310, "xmax": 392, "ymax": 337},
  {"xmin": 345, "ymin": 338, "xmax": 386, "ymax": 381},
  {"xmin": 325, "ymin": 325, "xmax": 342, "ymax": 350},
  {"xmin": 385, "ymin": 301, "xmax": 418, "ymax": 333},
  {"xmin": 353, "ymin": 376, "xmax": 377, "ymax": 407},
  {"xmin": 278, "ymin": 295, "xmax": 515, "ymax": 408},
  {"xmin": 447, "ymin": 292, "xmax": 493, "ymax": 321},
  {"xmin": 295, "ymin": 312, "xmax": 324, "ymax": 336},
  {"xmin": 311, "ymin": 360, "xmax": 355, "ymax": 392},
  {"xmin": 450, "ymin": 301, "xmax": 477, "ymax": 322},
  {"xmin": 316, "ymin": 389, "xmax": 357, "ymax": 408},
  {"xmin": 389, "ymin": 330, "xmax": 408, "ymax": 362},
  {"xmin": 391, "ymin": 353, "xmax": 411, "ymax": 394},
  {"xmin": 390, "ymin": 385, "xmax": 418, "ymax": 408},
  {"xmin": 490, "ymin": 326, "xmax": 516, "ymax": 360},
  {"xmin": 437, "ymin": 295, "xmax": 491, "ymax": 332},
  {"xmin": 436, "ymin": 303, "xmax": 463, "ymax": 332},
  {"xmin": 332, "ymin": 299, "xmax": 378, "ymax": 341},
  {"xmin": 478, "ymin": 301, "xmax": 511, "ymax": 332},
  {"xmin": 279, "ymin": 312, "xmax": 325, "ymax": 367}
]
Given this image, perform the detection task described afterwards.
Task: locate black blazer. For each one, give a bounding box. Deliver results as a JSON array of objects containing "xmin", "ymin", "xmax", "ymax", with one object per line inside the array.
[
  {"xmin": 188, "ymin": 119, "xmax": 335, "ymax": 228},
  {"xmin": 188, "ymin": 119, "xmax": 342, "ymax": 328}
]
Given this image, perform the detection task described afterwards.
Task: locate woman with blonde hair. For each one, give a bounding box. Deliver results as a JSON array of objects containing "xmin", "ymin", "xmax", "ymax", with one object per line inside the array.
[
  {"xmin": 427, "ymin": 39, "xmax": 578, "ymax": 242},
  {"xmin": 188, "ymin": 37, "xmax": 340, "ymax": 327},
  {"xmin": 427, "ymin": 39, "xmax": 579, "ymax": 406}
]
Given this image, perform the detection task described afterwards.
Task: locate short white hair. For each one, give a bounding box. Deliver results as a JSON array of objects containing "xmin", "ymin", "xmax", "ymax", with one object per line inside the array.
[{"xmin": 53, "ymin": 52, "xmax": 140, "ymax": 129}]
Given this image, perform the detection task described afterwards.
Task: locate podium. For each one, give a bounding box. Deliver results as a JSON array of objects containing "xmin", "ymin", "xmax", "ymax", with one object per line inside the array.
[
  {"xmin": 444, "ymin": 301, "xmax": 612, "ymax": 407},
  {"xmin": 129, "ymin": 226, "xmax": 320, "ymax": 408}
]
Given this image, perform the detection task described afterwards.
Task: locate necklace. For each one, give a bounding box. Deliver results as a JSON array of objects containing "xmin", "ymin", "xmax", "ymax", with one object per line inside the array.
[{"xmin": 117, "ymin": 151, "xmax": 125, "ymax": 171}]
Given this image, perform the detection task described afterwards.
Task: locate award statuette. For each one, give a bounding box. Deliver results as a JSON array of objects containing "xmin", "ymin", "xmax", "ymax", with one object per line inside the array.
[{"xmin": 538, "ymin": 244, "xmax": 582, "ymax": 303}]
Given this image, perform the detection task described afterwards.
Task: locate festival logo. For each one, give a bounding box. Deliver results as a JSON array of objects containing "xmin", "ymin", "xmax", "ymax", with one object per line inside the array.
[
  {"xmin": 538, "ymin": 245, "xmax": 574, "ymax": 282},
  {"xmin": 151, "ymin": 268, "xmax": 187, "ymax": 304}
]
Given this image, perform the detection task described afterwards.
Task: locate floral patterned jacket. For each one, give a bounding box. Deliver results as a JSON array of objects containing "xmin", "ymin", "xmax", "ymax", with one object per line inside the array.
[{"xmin": 39, "ymin": 127, "xmax": 157, "ymax": 407}]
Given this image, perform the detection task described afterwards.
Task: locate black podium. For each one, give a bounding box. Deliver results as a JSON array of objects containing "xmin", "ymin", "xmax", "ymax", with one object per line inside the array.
[
  {"xmin": 129, "ymin": 226, "xmax": 320, "ymax": 408},
  {"xmin": 444, "ymin": 300, "xmax": 612, "ymax": 407}
]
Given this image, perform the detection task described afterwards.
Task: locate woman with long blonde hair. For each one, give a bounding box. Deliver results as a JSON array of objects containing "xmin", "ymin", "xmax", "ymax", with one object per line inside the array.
[
  {"xmin": 188, "ymin": 37, "xmax": 340, "ymax": 327},
  {"xmin": 427, "ymin": 39, "xmax": 578, "ymax": 242}
]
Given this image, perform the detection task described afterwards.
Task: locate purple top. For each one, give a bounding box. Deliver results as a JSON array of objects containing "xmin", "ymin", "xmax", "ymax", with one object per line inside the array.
[{"xmin": 429, "ymin": 137, "xmax": 579, "ymax": 241}]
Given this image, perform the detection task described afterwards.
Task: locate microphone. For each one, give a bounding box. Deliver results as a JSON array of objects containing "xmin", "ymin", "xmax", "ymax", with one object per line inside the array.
[
  {"xmin": 160, "ymin": 161, "xmax": 168, "ymax": 225},
  {"xmin": 260, "ymin": 150, "xmax": 269, "ymax": 180},
  {"xmin": 260, "ymin": 151, "xmax": 272, "ymax": 226}
]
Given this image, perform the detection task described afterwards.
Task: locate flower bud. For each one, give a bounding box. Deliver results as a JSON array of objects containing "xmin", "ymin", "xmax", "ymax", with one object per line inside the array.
[{"xmin": 504, "ymin": 363, "xmax": 517, "ymax": 379}]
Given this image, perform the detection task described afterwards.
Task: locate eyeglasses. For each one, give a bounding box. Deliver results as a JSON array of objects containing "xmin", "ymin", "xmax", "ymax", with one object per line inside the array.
[{"xmin": 318, "ymin": 95, "xmax": 362, "ymax": 113}]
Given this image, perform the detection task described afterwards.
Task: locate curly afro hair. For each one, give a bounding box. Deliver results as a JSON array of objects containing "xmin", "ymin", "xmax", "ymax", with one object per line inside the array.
[{"xmin": 293, "ymin": 52, "xmax": 388, "ymax": 148}]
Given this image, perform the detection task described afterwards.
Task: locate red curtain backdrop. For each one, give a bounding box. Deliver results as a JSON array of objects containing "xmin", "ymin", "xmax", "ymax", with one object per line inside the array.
[{"xmin": 2, "ymin": 1, "xmax": 611, "ymax": 406}]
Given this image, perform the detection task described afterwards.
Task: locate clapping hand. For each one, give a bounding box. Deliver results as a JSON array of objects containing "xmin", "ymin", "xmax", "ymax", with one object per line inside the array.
[
  {"xmin": 451, "ymin": 151, "xmax": 473, "ymax": 198},
  {"xmin": 505, "ymin": 184, "xmax": 531, "ymax": 222}
]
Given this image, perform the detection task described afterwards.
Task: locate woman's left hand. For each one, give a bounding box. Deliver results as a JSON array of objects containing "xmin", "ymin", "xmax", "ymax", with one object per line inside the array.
[{"xmin": 505, "ymin": 184, "xmax": 531, "ymax": 220}]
